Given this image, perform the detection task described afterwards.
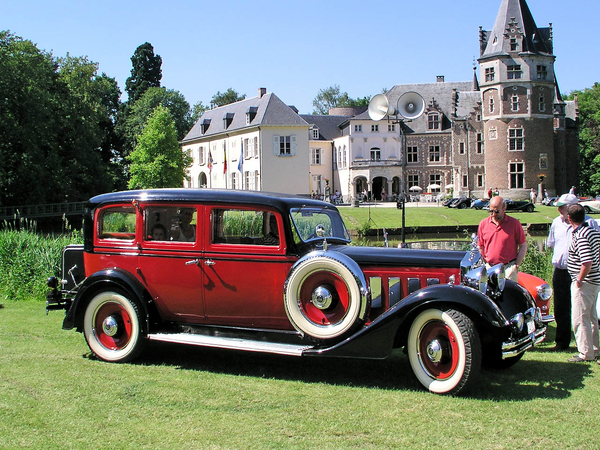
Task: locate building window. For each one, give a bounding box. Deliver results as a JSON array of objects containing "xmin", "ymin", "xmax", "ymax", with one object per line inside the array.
[
  {"xmin": 510, "ymin": 38, "xmax": 518, "ymax": 51},
  {"xmin": 198, "ymin": 146, "xmax": 205, "ymax": 165},
  {"xmin": 459, "ymin": 142, "xmax": 465, "ymax": 155},
  {"xmin": 489, "ymin": 97, "xmax": 495, "ymax": 113},
  {"xmin": 343, "ymin": 147, "xmax": 347, "ymax": 168},
  {"xmin": 231, "ymin": 172, "xmax": 238, "ymax": 190},
  {"xmin": 539, "ymin": 153, "xmax": 548, "ymax": 170},
  {"xmin": 511, "ymin": 95, "xmax": 519, "ymax": 112},
  {"xmin": 429, "ymin": 145, "xmax": 441, "ymax": 162},
  {"xmin": 429, "ymin": 174, "xmax": 441, "ymax": 191},
  {"xmin": 273, "ymin": 135, "xmax": 296, "ymax": 156},
  {"xmin": 371, "ymin": 124, "xmax": 379, "ymax": 132},
  {"xmin": 388, "ymin": 124, "xmax": 395, "ymax": 132},
  {"xmin": 311, "ymin": 128, "xmax": 319, "ymax": 139},
  {"xmin": 485, "ymin": 67, "xmax": 495, "ymax": 82},
  {"xmin": 507, "ymin": 64, "xmax": 522, "ymax": 79},
  {"xmin": 509, "ymin": 162, "xmax": 524, "ymax": 189},
  {"xmin": 370, "ymin": 148, "xmax": 381, "ymax": 161},
  {"xmin": 311, "ymin": 148, "xmax": 322, "ymax": 165},
  {"xmin": 407, "ymin": 146, "xmax": 418, "ymax": 163},
  {"xmin": 476, "ymin": 133, "xmax": 483, "ymax": 153},
  {"xmin": 509, "ymin": 127, "xmax": 524, "ymax": 151},
  {"xmin": 539, "ymin": 94, "xmax": 546, "ymax": 112},
  {"xmin": 477, "ymin": 174, "xmax": 484, "ymax": 188},
  {"xmin": 537, "ymin": 65, "xmax": 548, "ymax": 80},
  {"xmin": 462, "ymin": 175, "xmax": 468, "ymax": 187},
  {"xmin": 428, "ymin": 114, "xmax": 440, "ymax": 130},
  {"xmin": 408, "ymin": 174, "xmax": 419, "ymax": 189},
  {"xmin": 354, "ymin": 124, "xmax": 362, "ymax": 132}
]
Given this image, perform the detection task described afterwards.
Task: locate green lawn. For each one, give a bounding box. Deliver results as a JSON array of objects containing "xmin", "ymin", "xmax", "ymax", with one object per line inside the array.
[
  {"xmin": 339, "ymin": 204, "xmax": 558, "ymax": 232},
  {"xmin": 2, "ymin": 301, "xmax": 600, "ymax": 449}
]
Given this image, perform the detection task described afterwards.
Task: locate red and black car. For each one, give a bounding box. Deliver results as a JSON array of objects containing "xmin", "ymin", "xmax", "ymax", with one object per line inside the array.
[{"xmin": 47, "ymin": 189, "xmax": 546, "ymax": 395}]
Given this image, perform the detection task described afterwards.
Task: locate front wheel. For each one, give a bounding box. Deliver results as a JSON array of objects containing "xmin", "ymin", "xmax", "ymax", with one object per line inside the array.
[
  {"xmin": 407, "ymin": 309, "xmax": 481, "ymax": 395},
  {"xmin": 83, "ymin": 290, "xmax": 146, "ymax": 362}
]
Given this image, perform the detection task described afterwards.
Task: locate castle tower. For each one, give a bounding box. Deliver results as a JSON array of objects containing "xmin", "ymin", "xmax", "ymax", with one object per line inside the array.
[{"xmin": 478, "ymin": 0, "xmax": 557, "ymax": 197}]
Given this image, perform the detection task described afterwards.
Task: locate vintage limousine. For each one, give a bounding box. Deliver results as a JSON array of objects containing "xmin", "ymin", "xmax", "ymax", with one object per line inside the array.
[{"xmin": 47, "ymin": 189, "xmax": 547, "ymax": 395}]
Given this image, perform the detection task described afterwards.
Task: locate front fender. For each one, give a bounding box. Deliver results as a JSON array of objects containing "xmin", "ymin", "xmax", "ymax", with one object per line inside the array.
[
  {"xmin": 62, "ymin": 268, "xmax": 155, "ymax": 333},
  {"xmin": 305, "ymin": 284, "xmax": 509, "ymax": 359}
]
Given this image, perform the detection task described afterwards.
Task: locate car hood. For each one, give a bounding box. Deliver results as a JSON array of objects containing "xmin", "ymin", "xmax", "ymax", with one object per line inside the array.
[{"xmin": 331, "ymin": 245, "xmax": 465, "ymax": 269}]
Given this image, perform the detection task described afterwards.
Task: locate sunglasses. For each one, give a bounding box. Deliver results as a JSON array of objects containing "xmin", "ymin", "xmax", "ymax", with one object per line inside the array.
[{"xmin": 489, "ymin": 209, "xmax": 501, "ymax": 214}]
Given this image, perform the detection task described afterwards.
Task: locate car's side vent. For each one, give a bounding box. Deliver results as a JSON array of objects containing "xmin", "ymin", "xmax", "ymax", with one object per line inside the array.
[
  {"xmin": 427, "ymin": 278, "xmax": 440, "ymax": 286},
  {"xmin": 407, "ymin": 278, "xmax": 421, "ymax": 294},
  {"xmin": 389, "ymin": 277, "xmax": 402, "ymax": 307},
  {"xmin": 369, "ymin": 277, "xmax": 382, "ymax": 308}
]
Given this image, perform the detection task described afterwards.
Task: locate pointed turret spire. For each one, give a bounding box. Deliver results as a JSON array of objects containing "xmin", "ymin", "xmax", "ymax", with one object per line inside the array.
[{"xmin": 480, "ymin": 0, "xmax": 553, "ymax": 58}]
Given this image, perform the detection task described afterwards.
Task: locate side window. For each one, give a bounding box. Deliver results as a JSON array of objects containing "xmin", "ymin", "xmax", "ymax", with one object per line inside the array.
[
  {"xmin": 213, "ymin": 209, "xmax": 280, "ymax": 246},
  {"xmin": 144, "ymin": 206, "xmax": 197, "ymax": 243},
  {"xmin": 98, "ymin": 207, "xmax": 136, "ymax": 240}
]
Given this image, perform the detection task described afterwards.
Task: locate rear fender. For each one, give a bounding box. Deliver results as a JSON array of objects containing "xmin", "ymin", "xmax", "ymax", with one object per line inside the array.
[
  {"xmin": 63, "ymin": 268, "xmax": 157, "ymax": 333},
  {"xmin": 306, "ymin": 284, "xmax": 508, "ymax": 359}
]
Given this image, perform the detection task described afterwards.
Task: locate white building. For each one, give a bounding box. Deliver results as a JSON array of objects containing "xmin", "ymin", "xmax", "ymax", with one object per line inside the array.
[{"xmin": 181, "ymin": 88, "xmax": 311, "ymax": 195}]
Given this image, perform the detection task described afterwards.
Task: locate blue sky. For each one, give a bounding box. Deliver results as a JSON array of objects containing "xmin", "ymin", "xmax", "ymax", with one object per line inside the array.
[{"xmin": 3, "ymin": 0, "xmax": 599, "ymax": 114}]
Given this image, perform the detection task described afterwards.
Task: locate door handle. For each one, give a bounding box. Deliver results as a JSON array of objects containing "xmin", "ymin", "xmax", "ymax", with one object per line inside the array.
[
  {"xmin": 204, "ymin": 259, "xmax": 216, "ymax": 266},
  {"xmin": 185, "ymin": 259, "xmax": 200, "ymax": 266}
]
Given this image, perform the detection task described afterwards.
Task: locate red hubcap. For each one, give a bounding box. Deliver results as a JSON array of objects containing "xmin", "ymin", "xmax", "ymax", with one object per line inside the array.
[
  {"xmin": 94, "ymin": 302, "xmax": 133, "ymax": 350},
  {"xmin": 418, "ymin": 320, "xmax": 460, "ymax": 380},
  {"xmin": 298, "ymin": 272, "xmax": 350, "ymax": 326}
]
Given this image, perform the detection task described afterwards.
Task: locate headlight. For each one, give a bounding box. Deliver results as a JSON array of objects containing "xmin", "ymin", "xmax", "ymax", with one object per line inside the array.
[
  {"xmin": 487, "ymin": 263, "xmax": 506, "ymax": 295},
  {"xmin": 536, "ymin": 284, "xmax": 553, "ymax": 301},
  {"xmin": 463, "ymin": 265, "xmax": 488, "ymax": 294}
]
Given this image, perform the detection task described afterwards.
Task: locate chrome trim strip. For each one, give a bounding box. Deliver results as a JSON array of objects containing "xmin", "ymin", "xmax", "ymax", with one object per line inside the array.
[{"xmin": 148, "ymin": 333, "xmax": 313, "ymax": 356}]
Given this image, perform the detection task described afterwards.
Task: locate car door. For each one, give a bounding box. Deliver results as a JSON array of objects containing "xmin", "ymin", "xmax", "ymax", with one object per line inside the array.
[
  {"xmin": 200, "ymin": 206, "xmax": 295, "ymax": 329},
  {"xmin": 137, "ymin": 204, "xmax": 205, "ymax": 322}
]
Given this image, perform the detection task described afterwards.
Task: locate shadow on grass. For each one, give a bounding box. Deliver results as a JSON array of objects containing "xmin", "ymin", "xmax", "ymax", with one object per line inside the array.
[{"xmin": 121, "ymin": 340, "xmax": 594, "ymax": 400}]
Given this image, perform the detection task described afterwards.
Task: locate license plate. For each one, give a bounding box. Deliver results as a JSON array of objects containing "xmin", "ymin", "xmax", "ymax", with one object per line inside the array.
[{"xmin": 527, "ymin": 320, "xmax": 535, "ymax": 334}]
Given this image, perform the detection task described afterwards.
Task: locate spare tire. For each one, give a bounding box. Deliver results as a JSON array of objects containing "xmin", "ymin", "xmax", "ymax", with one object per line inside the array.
[{"xmin": 284, "ymin": 251, "xmax": 369, "ymax": 341}]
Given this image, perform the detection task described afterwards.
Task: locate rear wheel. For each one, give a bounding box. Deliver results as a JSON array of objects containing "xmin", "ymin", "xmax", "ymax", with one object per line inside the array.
[
  {"xmin": 83, "ymin": 290, "xmax": 145, "ymax": 362},
  {"xmin": 407, "ymin": 308, "xmax": 481, "ymax": 395}
]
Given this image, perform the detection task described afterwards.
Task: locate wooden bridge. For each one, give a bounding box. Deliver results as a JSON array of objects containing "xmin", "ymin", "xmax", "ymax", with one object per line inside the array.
[{"xmin": 0, "ymin": 202, "xmax": 86, "ymax": 221}]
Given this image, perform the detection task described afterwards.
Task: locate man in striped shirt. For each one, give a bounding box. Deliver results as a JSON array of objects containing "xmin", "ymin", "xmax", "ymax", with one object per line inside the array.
[{"xmin": 566, "ymin": 204, "xmax": 600, "ymax": 362}]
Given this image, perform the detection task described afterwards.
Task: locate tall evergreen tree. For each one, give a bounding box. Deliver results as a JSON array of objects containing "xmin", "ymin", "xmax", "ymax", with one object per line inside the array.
[{"xmin": 125, "ymin": 42, "xmax": 162, "ymax": 104}]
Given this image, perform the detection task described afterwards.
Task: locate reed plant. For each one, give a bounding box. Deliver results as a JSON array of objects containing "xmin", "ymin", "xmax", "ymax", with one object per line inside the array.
[{"xmin": 0, "ymin": 217, "xmax": 82, "ymax": 302}]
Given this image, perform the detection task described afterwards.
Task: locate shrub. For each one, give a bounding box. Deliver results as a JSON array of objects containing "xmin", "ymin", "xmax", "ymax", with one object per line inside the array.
[
  {"xmin": 0, "ymin": 219, "xmax": 82, "ymax": 302},
  {"xmin": 520, "ymin": 237, "xmax": 553, "ymax": 282}
]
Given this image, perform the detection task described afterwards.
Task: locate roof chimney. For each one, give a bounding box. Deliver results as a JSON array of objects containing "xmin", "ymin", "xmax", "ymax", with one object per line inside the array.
[
  {"xmin": 436, "ymin": 76, "xmax": 445, "ymax": 83},
  {"xmin": 258, "ymin": 87, "xmax": 267, "ymax": 98}
]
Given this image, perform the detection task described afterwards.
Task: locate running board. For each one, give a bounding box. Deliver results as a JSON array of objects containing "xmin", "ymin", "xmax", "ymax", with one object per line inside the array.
[{"xmin": 147, "ymin": 333, "xmax": 314, "ymax": 356}]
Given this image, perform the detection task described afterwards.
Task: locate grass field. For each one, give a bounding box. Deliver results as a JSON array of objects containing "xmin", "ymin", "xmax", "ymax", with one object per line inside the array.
[{"xmin": 2, "ymin": 301, "xmax": 600, "ymax": 449}]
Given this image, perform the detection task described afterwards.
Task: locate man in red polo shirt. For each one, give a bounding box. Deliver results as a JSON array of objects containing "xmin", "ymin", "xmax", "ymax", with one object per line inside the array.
[{"xmin": 477, "ymin": 196, "xmax": 527, "ymax": 282}]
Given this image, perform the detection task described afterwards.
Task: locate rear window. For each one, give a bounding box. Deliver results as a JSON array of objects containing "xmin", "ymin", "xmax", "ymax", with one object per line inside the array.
[{"xmin": 98, "ymin": 207, "xmax": 136, "ymax": 240}]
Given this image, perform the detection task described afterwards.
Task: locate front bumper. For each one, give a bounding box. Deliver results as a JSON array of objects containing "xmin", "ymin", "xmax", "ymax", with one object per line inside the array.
[{"xmin": 501, "ymin": 324, "xmax": 546, "ymax": 359}]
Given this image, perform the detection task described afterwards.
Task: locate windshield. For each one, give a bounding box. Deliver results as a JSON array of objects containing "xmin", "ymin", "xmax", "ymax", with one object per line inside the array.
[{"xmin": 290, "ymin": 207, "xmax": 351, "ymax": 243}]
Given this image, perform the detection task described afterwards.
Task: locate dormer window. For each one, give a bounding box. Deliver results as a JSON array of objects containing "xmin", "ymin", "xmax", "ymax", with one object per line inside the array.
[
  {"xmin": 311, "ymin": 127, "xmax": 319, "ymax": 139},
  {"xmin": 536, "ymin": 65, "xmax": 548, "ymax": 80},
  {"xmin": 510, "ymin": 38, "xmax": 519, "ymax": 51},
  {"xmin": 223, "ymin": 113, "xmax": 234, "ymax": 129},
  {"xmin": 200, "ymin": 119, "xmax": 211, "ymax": 134},
  {"xmin": 428, "ymin": 113, "xmax": 440, "ymax": 130},
  {"xmin": 485, "ymin": 67, "xmax": 495, "ymax": 82},
  {"xmin": 246, "ymin": 106, "xmax": 258, "ymax": 125}
]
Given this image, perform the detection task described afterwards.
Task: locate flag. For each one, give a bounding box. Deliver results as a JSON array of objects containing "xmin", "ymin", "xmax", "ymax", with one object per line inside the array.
[
  {"xmin": 208, "ymin": 150, "xmax": 213, "ymax": 172},
  {"xmin": 238, "ymin": 139, "xmax": 244, "ymax": 173},
  {"xmin": 223, "ymin": 144, "xmax": 227, "ymax": 174}
]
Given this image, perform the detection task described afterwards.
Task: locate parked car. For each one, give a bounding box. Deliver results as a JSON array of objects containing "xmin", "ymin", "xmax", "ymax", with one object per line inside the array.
[
  {"xmin": 504, "ymin": 199, "xmax": 535, "ymax": 212},
  {"xmin": 471, "ymin": 199, "xmax": 490, "ymax": 210},
  {"xmin": 443, "ymin": 198, "xmax": 459, "ymax": 207},
  {"xmin": 517, "ymin": 272, "xmax": 553, "ymax": 323},
  {"xmin": 542, "ymin": 196, "xmax": 557, "ymax": 206},
  {"xmin": 449, "ymin": 197, "xmax": 473, "ymax": 209},
  {"xmin": 46, "ymin": 189, "xmax": 547, "ymax": 395},
  {"xmin": 579, "ymin": 199, "xmax": 600, "ymax": 214}
]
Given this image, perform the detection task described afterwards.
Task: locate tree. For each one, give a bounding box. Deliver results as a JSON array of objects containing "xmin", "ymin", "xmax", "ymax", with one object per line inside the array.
[
  {"xmin": 127, "ymin": 105, "xmax": 192, "ymax": 189},
  {"xmin": 125, "ymin": 42, "xmax": 162, "ymax": 104},
  {"xmin": 211, "ymin": 88, "xmax": 246, "ymax": 107},
  {"xmin": 191, "ymin": 101, "xmax": 209, "ymax": 123},
  {"xmin": 569, "ymin": 83, "xmax": 600, "ymax": 196},
  {"xmin": 312, "ymin": 85, "xmax": 371, "ymax": 115},
  {"xmin": 0, "ymin": 31, "xmax": 116, "ymax": 206}
]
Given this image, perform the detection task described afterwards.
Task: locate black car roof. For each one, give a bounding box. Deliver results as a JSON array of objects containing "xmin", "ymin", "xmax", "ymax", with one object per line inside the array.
[{"xmin": 87, "ymin": 188, "xmax": 336, "ymax": 213}]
